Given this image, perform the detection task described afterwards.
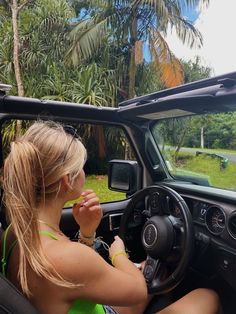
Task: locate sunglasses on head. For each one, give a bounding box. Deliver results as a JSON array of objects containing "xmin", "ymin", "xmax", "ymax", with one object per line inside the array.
[
  {"xmin": 63, "ymin": 125, "xmax": 81, "ymax": 140},
  {"xmin": 62, "ymin": 125, "xmax": 81, "ymax": 162}
]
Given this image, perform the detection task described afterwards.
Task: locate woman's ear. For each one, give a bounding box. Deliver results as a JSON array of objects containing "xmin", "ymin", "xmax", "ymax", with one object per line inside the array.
[{"xmin": 61, "ymin": 174, "xmax": 72, "ymax": 192}]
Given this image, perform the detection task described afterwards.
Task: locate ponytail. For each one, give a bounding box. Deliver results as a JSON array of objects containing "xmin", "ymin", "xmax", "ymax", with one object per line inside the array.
[{"xmin": 3, "ymin": 139, "xmax": 81, "ymax": 296}]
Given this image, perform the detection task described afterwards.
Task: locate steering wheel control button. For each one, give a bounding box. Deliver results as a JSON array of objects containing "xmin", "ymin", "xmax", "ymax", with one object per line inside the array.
[
  {"xmin": 149, "ymin": 192, "xmax": 160, "ymax": 214},
  {"xmin": 144, "ymin": 265, "xmax": 154, "ymax": 282},
  {"xmin": 222, "ymin": 259, "xmax": 229, "ymax": 270},
  {"xmin": 143, "ymin": 224, "xmax": 158, "ymax": 247},
  {"xmin": 143, "ymin": 257, "xmax": 159, "ymax": 282}
]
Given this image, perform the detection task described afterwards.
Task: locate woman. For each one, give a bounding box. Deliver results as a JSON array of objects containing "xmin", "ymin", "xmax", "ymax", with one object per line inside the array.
[{"xmin": 1, "ymin": 121, "xmax": 220, "ymax": 314}]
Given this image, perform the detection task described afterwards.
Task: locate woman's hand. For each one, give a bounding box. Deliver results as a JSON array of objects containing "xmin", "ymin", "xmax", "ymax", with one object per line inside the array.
[
  {"xmin": 72, "ymin": 189, "xmax": 103, "ymax": 237},
  {"xmin": 109, "ymin": 235, "xmax": 126, "ymax": 260}
]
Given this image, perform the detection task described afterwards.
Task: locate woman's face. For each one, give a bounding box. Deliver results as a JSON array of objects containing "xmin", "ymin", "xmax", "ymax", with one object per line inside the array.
[{"xmin": 70, "ymin": 169, "xmax": 85, "ymax": 199}]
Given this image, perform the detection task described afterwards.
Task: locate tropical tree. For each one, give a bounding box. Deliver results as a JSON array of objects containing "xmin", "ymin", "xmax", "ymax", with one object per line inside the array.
[
  {"xmin": 67, "ymin": 0, "xmax": 210, "ymax": 99},
  {"xmin": 0, "ymin": 9, "xmax": 15, "ymax": 85},
  {"xmin": 69, "ymin": 63, "xmax": 117, "ymax": 106},
  {"xmin": 0, "ymin": 0, "xmax": 35, "ymax": 135},
  {"xmin": 135, "ymin": 62, "xmax": 164, "ymax": 96},
  {"xmin": 182, "ymin": 56, "xmax": 212, "ymax": 83},
  {"xmin": 0, "ymin": 0, "xmax": 35, "ymax": 97}
]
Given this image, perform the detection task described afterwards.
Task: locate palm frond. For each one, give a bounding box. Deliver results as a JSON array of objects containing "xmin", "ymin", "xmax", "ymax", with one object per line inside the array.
[
  {"xmin": 66, "ymin": 17, "xmax": 109, "ymax": 65},
  {"xmin": 182, "ymin": 0, "xmax": 209, "ymax": 9},
  {"xmin": 172, "ymin": 16, "xmax": 203, "ymax": 48},
  {"xmin": 149, "ymin": 28, "xmax": 184, "ymax": 87},
  {"xmin": 135, "ymin": 0, "xmax": 173, "ymax": 21}
]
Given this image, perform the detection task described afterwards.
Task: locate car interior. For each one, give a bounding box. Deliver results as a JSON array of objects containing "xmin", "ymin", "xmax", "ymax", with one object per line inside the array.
[{"xmin": 1, "ymin": 72, "xmax": 236, "ymax": 313}]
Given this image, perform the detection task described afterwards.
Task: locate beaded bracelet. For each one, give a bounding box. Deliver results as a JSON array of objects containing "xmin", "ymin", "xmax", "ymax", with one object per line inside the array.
[
  {"xmin": 111, "ymin": 251, "xmax": 129, "ymax": 266},
  {"xmin": 78, "ymin": 231, "xmax": 96, "ymax": 248}
]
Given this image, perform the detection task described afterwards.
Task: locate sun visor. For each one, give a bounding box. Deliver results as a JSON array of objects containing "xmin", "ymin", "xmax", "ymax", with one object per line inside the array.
[
  {"xmin": 137, "ymin": 108, "xmax": 194, "ymax": 120},
  {"xmin": 117, "ymin": 95, "xmax": 217, "ymax": 121}
]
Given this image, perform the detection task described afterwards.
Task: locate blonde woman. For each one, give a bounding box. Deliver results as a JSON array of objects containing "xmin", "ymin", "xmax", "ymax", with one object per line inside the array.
[{"xmin": 1, "ymin": 121, "xmax": 220, "ymax": 314}]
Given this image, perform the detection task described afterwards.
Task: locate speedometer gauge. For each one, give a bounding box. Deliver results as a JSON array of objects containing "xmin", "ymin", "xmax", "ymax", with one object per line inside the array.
[{"xmin": 205, "ymin": 206, "xmax": 226, "ymax": 235}]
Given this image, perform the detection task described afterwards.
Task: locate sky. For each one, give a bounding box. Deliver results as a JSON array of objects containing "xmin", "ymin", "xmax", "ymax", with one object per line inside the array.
[{"xmin": 166, "ymin": 0, "xmax": 236, "ymax": 76}]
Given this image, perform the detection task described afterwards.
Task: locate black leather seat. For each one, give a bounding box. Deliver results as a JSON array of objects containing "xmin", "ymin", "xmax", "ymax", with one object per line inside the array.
[
  {"xmin": 0, "ymin": 272, "xmax": 40, "ymax": 314},
  {"xmin": 0, "ymin": 223, "xmax": 40, "ymax": 314}
]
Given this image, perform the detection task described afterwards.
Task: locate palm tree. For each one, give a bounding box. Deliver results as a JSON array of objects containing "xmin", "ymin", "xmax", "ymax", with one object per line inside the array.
[
  {"xmin": 0, "ymin": 0, "xmax": 75, "ymax": 139},
  {"xmin": 1, "ymin": 0, "xmax": 34, "ymax": 98},
  {"xmin": 67, "ymin": 0, "xmax": 210, "ymax": 98},
  {"xmin": 69, "ymin": 63, "xmax": 117, "ymax": 106}
]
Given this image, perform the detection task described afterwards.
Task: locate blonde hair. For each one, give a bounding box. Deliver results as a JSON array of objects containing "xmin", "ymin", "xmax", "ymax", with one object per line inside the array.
[{"xmin": 3, "ymin": 121, "xmax": 87, "ymax": 296}]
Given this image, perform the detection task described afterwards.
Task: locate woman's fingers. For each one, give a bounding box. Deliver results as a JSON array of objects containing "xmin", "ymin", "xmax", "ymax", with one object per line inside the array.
[
  {"xmin": 81, "ymin": 205, "xmax": 102, "ymax": 216},
  {"xmin": 83, "ymin": 197, "xmax": 99, "ymax": 208},
  {"xmin": 81, "ymin": 189, "xmax": 95, "ymax": 198},
  {"xmin": 73, "ymin": 189, "xmax": 102, "ymax": 235}
]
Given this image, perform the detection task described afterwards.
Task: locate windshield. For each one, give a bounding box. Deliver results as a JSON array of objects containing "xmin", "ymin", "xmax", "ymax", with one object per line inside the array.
[{"xmin": 151, "ymin": 111, "xmax": 236, "ymax": 191}]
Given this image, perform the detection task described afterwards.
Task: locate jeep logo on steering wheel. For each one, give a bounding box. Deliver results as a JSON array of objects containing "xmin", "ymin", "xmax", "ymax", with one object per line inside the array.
[{"xmin": 143, "ymin": 224, "xmax": 158, "ymax": 247}]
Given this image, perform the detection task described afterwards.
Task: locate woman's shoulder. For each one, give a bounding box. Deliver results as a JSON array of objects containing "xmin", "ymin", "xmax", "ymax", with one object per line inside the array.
[{"xmin": 44, "ymin": 239, "xmax": 108, "ymax": 284}]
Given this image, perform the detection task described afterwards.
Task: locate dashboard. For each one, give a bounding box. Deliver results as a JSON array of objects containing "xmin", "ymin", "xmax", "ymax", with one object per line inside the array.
[
  {"xmin": 144, "ymin": 190, "xmax": 236, "ymax": 292},
  {"xmin": 146, "ymin": 191, "xmax": 236, "ymax": 245}
]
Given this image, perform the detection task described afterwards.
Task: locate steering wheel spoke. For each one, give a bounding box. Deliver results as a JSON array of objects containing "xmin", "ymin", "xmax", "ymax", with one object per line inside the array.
[
  {"xmin": 149, "ymin": 191, "xmax": 170, "ymax": 216},
  {"xmin": 144, "ymin": 257, "xmax": 170, "ymax": 284},
  {"xmin": 143, "ymin": 257, "xmax": 161, "ymax": 283},
  {"xmin": 169, "ymin": 215, "xmax": 184, "ymax": 230}
]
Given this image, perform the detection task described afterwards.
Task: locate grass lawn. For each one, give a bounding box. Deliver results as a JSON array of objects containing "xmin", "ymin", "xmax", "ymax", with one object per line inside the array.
[
  {"xmin": 176, "ymin": 153, "xmax": 236, "ymax": 190},
  {"xmin": 66, "ymin": 175, "xmax": 125, "ymax": 207}
]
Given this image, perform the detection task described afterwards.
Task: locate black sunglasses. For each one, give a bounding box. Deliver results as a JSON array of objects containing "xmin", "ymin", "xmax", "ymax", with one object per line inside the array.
[
  {"xmin": 63, "ymin": 125, "xmax": 81, "ymax": 139},
  {"xmin": 62, "ymin": 125, "xmax": 81, "ymax": 162}
]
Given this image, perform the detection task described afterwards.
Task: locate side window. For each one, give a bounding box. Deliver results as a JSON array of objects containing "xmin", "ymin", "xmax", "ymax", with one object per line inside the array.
[
  {"xmin": 77, "ymin": 123, "xmax": 136, "ymax": 204},
  {"xmin": 1, "ymin": 120, "xmax": 137, "ymax": 204}
]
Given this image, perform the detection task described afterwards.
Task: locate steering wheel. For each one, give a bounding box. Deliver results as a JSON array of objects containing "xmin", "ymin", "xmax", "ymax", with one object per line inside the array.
[{"xmin": 119, "ymin": 185, "xmax": 194, "ymax": 294}]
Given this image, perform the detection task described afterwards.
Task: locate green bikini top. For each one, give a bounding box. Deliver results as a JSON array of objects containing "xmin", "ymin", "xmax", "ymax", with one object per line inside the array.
[{"xmin": 1, "ymin": 225, "xmax": 105, "ymax": 314}]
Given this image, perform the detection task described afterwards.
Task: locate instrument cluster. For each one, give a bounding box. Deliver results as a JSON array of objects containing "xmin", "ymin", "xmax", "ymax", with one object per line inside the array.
[
  {"xmin": 192, "ymin": 200, "xmax": 227, "ymax": 236},
  {"xmin": 146, "ymin": 192, "xmax": 234, "ymax": 240}
]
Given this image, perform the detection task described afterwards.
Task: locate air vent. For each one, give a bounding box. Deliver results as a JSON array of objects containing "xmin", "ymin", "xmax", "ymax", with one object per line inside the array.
[{"xmin": 228, "ymin": 212, "xmax": 236, "ymax": 239}]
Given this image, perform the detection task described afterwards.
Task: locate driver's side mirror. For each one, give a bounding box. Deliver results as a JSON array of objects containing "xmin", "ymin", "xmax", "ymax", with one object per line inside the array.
[{"xmin": 108, "ymin": 160, "xmax": 141, "ymax": 195}]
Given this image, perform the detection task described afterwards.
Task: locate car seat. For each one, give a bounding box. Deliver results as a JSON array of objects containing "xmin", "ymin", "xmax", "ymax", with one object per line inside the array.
[{"xmin": 0, "ymin": 222, "xmax": 40, "ymax": 314}]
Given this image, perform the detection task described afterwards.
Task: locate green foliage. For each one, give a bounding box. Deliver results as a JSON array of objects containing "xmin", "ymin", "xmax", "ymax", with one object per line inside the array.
[
  {"xmin": 67, "ymin": 0, "xmax": 210, "ymax": 96},
  {"xmin": 182, "ymin": 56, "xmax": 212, "ymax": 83},
  {"xmin": 69, "ymin": 63, "xmax": 117, "ymax": 106},
  {"xmin": 135, "ymin": 63, "xmax": 164, "ymax": 96},
  {"xmin": 183, "ymin": 113, "xmax": 236, "ymax": 150},
  {"xmin": 0, "ymin": 0, "xmax": 216, "ymax": 174},
  {"xmin": 66, "ymin": 175, "xmax": 125, "ymax": 206},
  {"xmin": 153, "ymin": 110, "xmax": 236, "ymax": 152},
  {"xmin": 0, "ymin": 0, "xmax": 117, "ymax": 105},
  {"xmin": 0, "ymin": 0, "xmax": 212, "ymax": 103}
]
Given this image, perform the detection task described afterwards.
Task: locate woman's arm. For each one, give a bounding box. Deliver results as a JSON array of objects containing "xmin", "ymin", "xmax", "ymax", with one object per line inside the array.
[
  {"xmin": 52, "ymin": 240, "xmax": 148, "ymax": 307},
  {"xmin": 63, "ymin": 189, "xmax": 147, "ymax": 305}
]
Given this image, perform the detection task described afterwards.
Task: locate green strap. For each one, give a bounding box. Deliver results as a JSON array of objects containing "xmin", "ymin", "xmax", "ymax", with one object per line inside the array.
[
  {"xmin": 1, "ymin": 227, "xmax": 58, "ymax": 276},
  {"xmin": 39, "ymin": 230, "xmax": 59, "ymax": 240},
  {"xmin": 1, "ymin": 224, "xmax": 12, "ymax": 276},
  {"xmin": 68, "ymin": 299, "xmax": 105, "ymax": 314}
]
